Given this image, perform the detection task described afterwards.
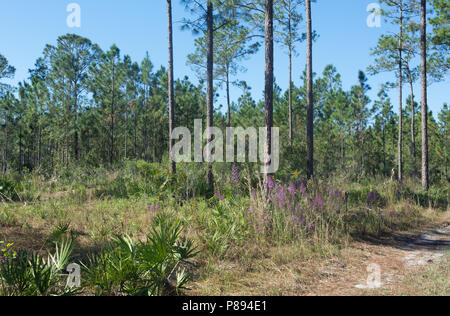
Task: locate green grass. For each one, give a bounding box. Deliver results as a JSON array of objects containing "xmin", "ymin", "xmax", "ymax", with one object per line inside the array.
[{"xmin": 0, "ymin": 163, "xmax": 448, "ymax": 296}]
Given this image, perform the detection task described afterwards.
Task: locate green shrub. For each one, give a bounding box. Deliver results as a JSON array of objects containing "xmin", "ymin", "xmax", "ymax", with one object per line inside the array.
[
  {"xmin": 0, "ymin": 176, "xmax": 20, "ymax": 201},
  {"xmin": 83, "ymin": 213, "xmax": 197, "ymax": 296},
  {"xmin": 0, "ymin": 239, "xmax": 78, "ymax": 296}
]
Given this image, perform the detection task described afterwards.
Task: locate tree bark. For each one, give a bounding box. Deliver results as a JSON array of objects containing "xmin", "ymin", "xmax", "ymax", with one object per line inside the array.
[
  {"xmin": 288, "ymin": 8, "xmax": 293, "ymax": 148},
  {"xmin": 3, "ymin": 119, "xmax": 8, "ymax": 175},
  {"xmin": 206, "ymin": 0, "xmax": 215, "ymax": 196},
  {"xmin": 407, "ymin": 66, "xmax": 416, "ymax": 175},
  {"xmin": 110, "ymin": 56, "xmax": 116, "ymax": 165},
  {"xmin": 420, "ymin": 0, "xmax": 429, "ymax": 190},
  {"xmin": 264, "ymin": 0, "xmax": 274, "ymax": 196},
  {"xmin": 398, "ymin": 2, "xmax": 403, "ymax": 182},
  {"xmin": 226, "ymin": 66, "xmax": 231, "ymax": 127},
  {"xmin": 167, "ymin": 0, "xmax": 176, "ymax": 174},
  {"xmin": 306, "ymin": 0, "xmax": 314, "ymax": 180}
]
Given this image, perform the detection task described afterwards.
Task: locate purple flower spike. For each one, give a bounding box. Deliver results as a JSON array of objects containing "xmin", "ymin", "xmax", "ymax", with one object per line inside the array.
[
  {"xmin": 373, "ymin": 189, "xmax": 379, "ymax": 201},
  {"xmin": 232, "ymin": 164, "xmax": 240, "ymax": 184},
  {"xmin": 368, "ymin": 190, "xmax": 373, "ymax": 202},
  {"xmin": 288, "ymin": 181, "xmax": 297, "ymax": 195},
  {"xmin": 329, "ymin": 188, "xmax": 334, "ymax": 197},
  {"xmin": 299, "ymin": 182, "xmax": 306, "ymax": 195},
  {"xmin": 307, "ymin": 222, "xmax": 314, "ymax": 230},
  {"xmin": 215, "ymin": 191, "xmax": 225, "ymax": 201},
  {"xmin": 277, "ymin": 185, "xmax": 287, "ymax": 206},
  {"xmin": 267, "ymin": 176, "xmax": 275, "ymax": 191},
  {"xmin": 300, "ymin": 212, "xmax": 305, "ymax": 225},
  {"xmin": 313, "ymin": 194, "xmax": 324, "ymax": 209}
]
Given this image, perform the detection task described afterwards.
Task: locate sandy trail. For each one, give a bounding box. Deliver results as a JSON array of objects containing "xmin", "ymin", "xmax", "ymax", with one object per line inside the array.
[{"xmin": 306, "ymin": 224, "xmax": 450, "ymax": 296}]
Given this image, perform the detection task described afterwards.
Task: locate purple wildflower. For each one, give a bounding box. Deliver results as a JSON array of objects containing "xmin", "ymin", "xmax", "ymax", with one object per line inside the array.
[
  {"xmin": 373, "ymin": 189, "xmax": 379, "ymax": 201},
  {"xmin": 368, "ymin": 190, "xmax": 374, "ymax": 203},
  {"xmin": 232, "ymin": 164, "xmax": 240, "ymax": 184},
  {"xmin": 277, "ymin": 185, "xmax": 287, "ymax": 206},
  {"xmin": 288, "ymin": 181, "xmax": 297, "ymax": 195},
  {"xmin": 291, "ymin": 215, "xmax": 299, "ymax": 223},
  {"xmin": 313, "ymin": 194, "xmax": 324, "ymax": 209},
  {"xmin": 267, "ymin": 176, "xmax": 275, "ymax": 191},
  {"xmin": 215, "ymin": 191, "xmax": 225, "ymax": 201},
  {"xmin": 307, "ymin": 222, "xmax": 314, "ymax": 230},
  {"xmin": 299, "ymin": 182, "xmax": 306, "ymax": 195},
  {"xmin": 329, "ymin": 188, "xmax": 334, "ymax": 197},
  {"xmin": 148, "ymin": 203, "xmax": 160, "ymax": 212}
]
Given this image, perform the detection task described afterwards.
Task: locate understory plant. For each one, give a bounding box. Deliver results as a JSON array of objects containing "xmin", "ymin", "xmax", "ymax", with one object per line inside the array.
[
  {"xmin": 0, "ymin": 239, "xmax": 78, "ymax": 296},
  {"xmin": 83, "ymin": 213, "xmax": 197, "ymax": 296}
]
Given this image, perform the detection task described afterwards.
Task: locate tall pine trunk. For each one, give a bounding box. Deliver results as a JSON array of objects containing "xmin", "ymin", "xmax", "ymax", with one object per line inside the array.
[
  {"xmin": 110, "ymin": 56, "xmax": 116, "ymax": 165},
  {"xmin": 306, "ymin": 0, "xmax": 314, "ymax": 180},
  {"xmin": 226, "ymin": 67, "xmax": 231, "ymax": 127},
  {"xmin": 420, "ymin": 0, "xmax": 429, "ymax": 190},
  {"xmin": 288, "ymin": 9, "xmax": 293, "ymax": 148},
  {"xmin": 398, "ymin": 2, "xmax": 403, "ymax": 182},
  {"xmin": 2, "ymin": 120, "xmax": 8, "ymax": 175},
  {"xmin": 407, "ymin": 66, "xmax": 416, "ymax": 175},
  {"xmin": 206, "ymin": 0, "xmax": 214, "ymax": 196},
  {"xmin": 167, "ymin": 0, "xmax": 176, "ymax": 174},
  {"xmin": 264, "ymin": 0, "xmax": 274, "ymax": 195}
]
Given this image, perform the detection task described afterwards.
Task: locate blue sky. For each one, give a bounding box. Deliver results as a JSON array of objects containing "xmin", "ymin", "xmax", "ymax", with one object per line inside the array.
[{"xmin": 0, "ymin": 0, "xmax": 448, "ymax": 119}]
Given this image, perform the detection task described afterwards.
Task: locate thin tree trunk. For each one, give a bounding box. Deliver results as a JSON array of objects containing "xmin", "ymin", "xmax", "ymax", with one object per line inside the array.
[
  {"xmin": 398, "ymin": 3, "xmax": 403, "ymax": 182},
  {"xmin": 383, "ymin": 127, "xmax": 386, "ymax": 175},
  {"xmin": 134, "ymin": 109, "xmax": 137, "ymax": 158},
  {"xmin": 110, "ymin": 57, "xmax": 116, "ymax": 165},
  {"xmin": 206, "ymin": 0, "xmax": 214, "ymax": 196},
  {"xmin": 3, "ymin": 120, "xmax": 8, "ymax": 175},
  {"xmin": 288, "ymin": 8, "xmax": 293, "ymax": 148},
  {"xmin": 19, "ymin": 126, "xmax": 23, "ymax": 174},
  {"xmin": 167, "ymin": 0, "xmax": 176, "ymax": 174},
  {"xmin": 263, "ymin": 0, "xmax": 274, "ymax": 196},
  {"xmin": 407, "ymin": 66, "xmax": 416, "ymax": 175},
  {"xmin": 420, "ymin": 0, "xmax": 429, "ymax": 190},
  {"xmin": 306, "ymin": 0, "xmax": 314, "ymax": 180},
  {"xmin": 226, "ymin": 67, "xmax": 231, "ymax": 127},
  {"xmin": 38, "ymin": 125, "xmax": 42, "ymax": 168},
  {"xmin": 125, "ymin": 108, "xmax": 128, "ymax": 159},
  {"xmin": 74, "ymin": 89, "xmax": 79, "ymax": 161}
]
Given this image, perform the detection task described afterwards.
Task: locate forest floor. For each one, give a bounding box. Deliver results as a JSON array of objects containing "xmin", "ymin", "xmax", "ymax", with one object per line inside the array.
[{"xmin": 190, "ymin": 217, "xmax": 450, "ymax": 296}]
